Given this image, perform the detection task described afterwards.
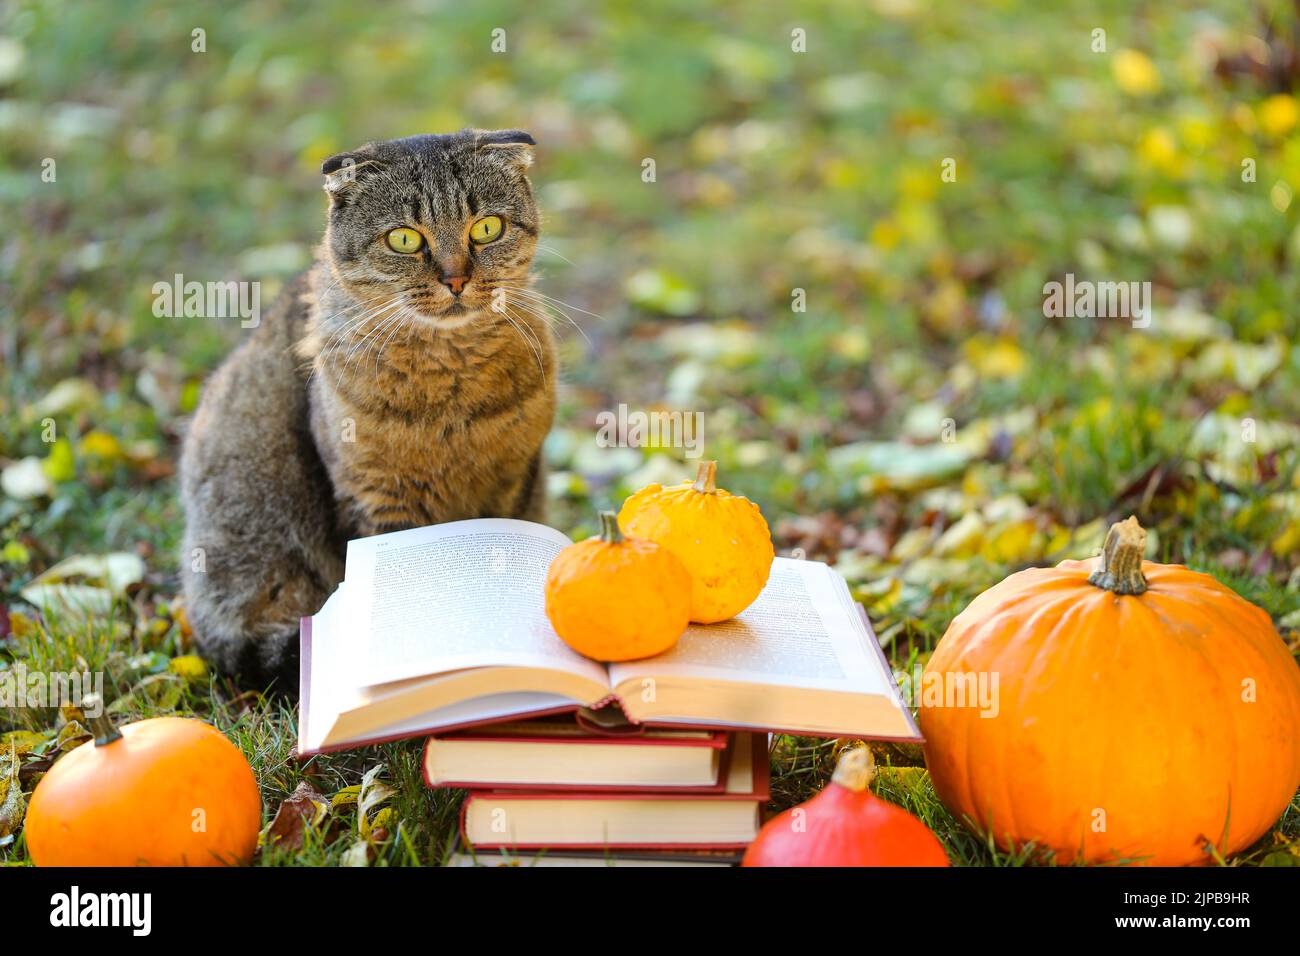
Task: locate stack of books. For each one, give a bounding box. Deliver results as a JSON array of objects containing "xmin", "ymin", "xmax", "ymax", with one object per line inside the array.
[
  {"xmin": 430, "ymin": 719, "xmax": 767, "ymax": 865},
  {"xmin": 296, "ymin": 518, "xmax": 919, "ymax": 864}
]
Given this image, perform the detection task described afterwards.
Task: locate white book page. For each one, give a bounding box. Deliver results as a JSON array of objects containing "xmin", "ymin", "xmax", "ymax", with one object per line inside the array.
[
  {"xmin": 610, "ymin": 558, "xmax": 892, "ymax": 694},
  {"xmin": 344, "ymin": 519, "xmax": 609, "ymax": 688},
  {"xmin": 299, "ymin": 582, "xmax": 348, "ymax": 753}
]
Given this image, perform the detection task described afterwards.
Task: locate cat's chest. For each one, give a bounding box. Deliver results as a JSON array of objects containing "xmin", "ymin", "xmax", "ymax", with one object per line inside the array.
[{"xmin": 307, "ymin": 370, "xmax": 551, "ymax": 529}]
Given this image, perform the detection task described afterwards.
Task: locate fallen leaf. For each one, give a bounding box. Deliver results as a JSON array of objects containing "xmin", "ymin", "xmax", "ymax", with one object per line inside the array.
[
  {"xmin": 78, "ymin": 430, "xmax": 124, "ymax": 462},
  {"xmin": 0, "ymin": 742, "xmax": 25, "ymax": 841},
  {"xmin": 1, "ymin": 457, "xmax": 52, "ymax": 500},
  {"xmin": 19, "ymin": 552, "xmax": 145, "ymax": 620},
  {"xmin": 116, "ymin": 673, "xmax": 184, "ymax": 711},
  {"xmin": 263, "ymin": 781, "xmax": 331, "ymax": 851},
  {"xmin": 980, "ymin": 519, "xmax": 1043, "ymax": 564},
  {"xmin": 962, "ymin": 336, "xmax": 1027, "ymax": 380},
  {"xmin": 42, "ymin": 438, "xmax": 76, "ymax": 484},
  {"xmin": 0, "ymin": 730, "xmax": 50, "ymax": 756},
  {"xmin": 168, "ymin": 655, "xmax": 208, "ymax": 682},
  {"xmin": 330, "ymin": 785, "xmax": 361, "ymax": 810},
  {"xmin": 932, "ymin": 512, "xmax": 986, "ymax": 558},
  {"xmin": 56, "ymin": 720, "xmax": 91, "ymax": 753},
  {"xmin": 356, "ymin": 765, "xmax": 396, "ymax": 841},
  {"xmin": 829, "ymin": 440, "xmax": 972, "ymax": 492},
  {"xmin": 1259, "ymin": 94, "xmax": 1300, "ymax": 137},
  {"xmin": 340, "ymin": 839, "xmax": 373, "ymax": 867},
  {"xmin": 1113, "ymin": 49, "xmax": 1161, "ymax": 96},
  {"xmin": 626, "ymin": 268, "xmax": 701, "ymax": 316},
  {"xmin": 32, "ymin": 377, "xmax": 99, "ymax": 417},
  {"xmin": 1193, "ymin": 339, "xmax": 1285, "ymax": 391}
]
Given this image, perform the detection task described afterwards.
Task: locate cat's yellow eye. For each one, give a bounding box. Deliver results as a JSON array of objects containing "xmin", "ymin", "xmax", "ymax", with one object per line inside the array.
[
  {"xmin": 386, "ymin": 227, "xmax": 425, "ymax": 254},
  {"xmin": 469, "ymin": 216, "xmax": 504, "ymax": 244}
]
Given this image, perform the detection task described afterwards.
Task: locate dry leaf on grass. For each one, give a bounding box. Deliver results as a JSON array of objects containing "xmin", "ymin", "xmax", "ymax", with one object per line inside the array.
[
  {"xmin": 263, "ymin": 781, "xmax": 331, "ymax": 852},
  {"xmin": 0, "ymin": 742, "xmax": 26, "ymax": 845}
]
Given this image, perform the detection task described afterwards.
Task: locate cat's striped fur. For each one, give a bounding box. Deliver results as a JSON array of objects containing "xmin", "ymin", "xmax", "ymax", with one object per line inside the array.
[{"xmin": 179, "ymin": 130, "xmax": 556, "ymax": 690}]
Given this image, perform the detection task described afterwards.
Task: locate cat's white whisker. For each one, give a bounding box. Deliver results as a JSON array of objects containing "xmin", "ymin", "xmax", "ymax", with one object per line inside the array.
[
  {"xmin": 334, "ymin": 296, "xmax": 409, "ymax": 379},
  {"xmin": 500, "ymin": 305, "xmax": 547, "ymax": 382},
  {"xmin": 500, "ymin": 288, "xmax": 592, "ymax": 344},
  {"xmin": 535, "ymin": 243, "xmax": 575, "ymax": 266}
]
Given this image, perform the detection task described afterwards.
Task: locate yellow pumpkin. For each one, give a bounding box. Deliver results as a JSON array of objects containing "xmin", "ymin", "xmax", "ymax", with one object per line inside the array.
[
  {"xmin": 545, "ymin": 511, "xmax": 691, "ymax": 661},
  {"xmin": 618, "ymin": 460, "xmax": 773, "ymax": 623},
  {"xmin": 920, "ymin": 517, "xmax": 1300, "ymax": 866},
  {"xmin": 25, "ymin": 695, "xmax": 262, "ymax": 866}
]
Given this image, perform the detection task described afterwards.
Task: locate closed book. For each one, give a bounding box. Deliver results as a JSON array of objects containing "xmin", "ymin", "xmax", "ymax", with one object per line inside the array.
[
  {"xmin": 424, "ymin": 718, "xmax": 730, "ymax": 791},
  {"xmin": 460, "ymin": 733, "xmax": 768, "ymax": 850},
  {"xmin": 447, "ymin": 849, "xmax": 740, "ymax": 867}
]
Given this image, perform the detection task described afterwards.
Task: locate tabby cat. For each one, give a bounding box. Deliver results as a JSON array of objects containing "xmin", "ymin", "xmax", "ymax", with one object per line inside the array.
[{"xmin": 179, "ymin": 130, "xmax": 556, "ymax": 690}]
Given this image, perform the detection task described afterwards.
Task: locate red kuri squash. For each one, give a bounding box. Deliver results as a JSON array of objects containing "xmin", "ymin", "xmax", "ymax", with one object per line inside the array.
[{"xmin": 742, "ymin": 746, "xmax": 950, "ymax": 867}]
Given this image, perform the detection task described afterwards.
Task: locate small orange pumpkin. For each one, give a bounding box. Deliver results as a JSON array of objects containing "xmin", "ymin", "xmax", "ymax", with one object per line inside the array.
[
  {"xmin": 25, "ymin": 695, "xmax": 262, "ymax": 866},
  {"xmin": 618, "ymin": 460, "xmax": 773, "ymax": 623},
  {"xmin": 743, "ymin": 747, "xmax": 950, "ymax": 867},
  {"xmin": 920, "ymin": 516, "xmax": 1300, "ymax": 866},
  {"xmin": 545, "ymin": 511, "xmax": 691, "ymax": 661}
]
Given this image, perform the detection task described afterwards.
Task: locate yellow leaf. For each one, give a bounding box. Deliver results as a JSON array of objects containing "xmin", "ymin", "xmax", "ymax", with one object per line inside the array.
[
  {"xmin": 1272, "ymin": 521, "xmax": 1300, "ymax": 557},
  {"xmin": 1260, "ymin": 94, "xmax": 1300, "ymax": 137},
  {"xmin": 962, "ymin": 336, "xmax": 1026, "ymax": 380},
  {"xmin": 1046, "ymin": 519, "xmax": 1107, "ymax": 559},
  {"xmin": 168, "ymin": 654, "xmax": 209, "ymax": 681},
  {"xmin": 871, "ymin": 218, "xmax": 901, "ymax": 250},
  {"xmin": 331, "ymin": 785, "xmax": 362, "ymax": 809},
  {"xmin": 8, "ymin": 610, "xmax": 39, "ymax": 639},
  {"xmin": 1137, "ymin": 127, "xmax": 1182, "ymax": 176},
  {"xmin": 980, "ymin": 520, "xmax": 1043, "ymax": 564},
  {"xmin": 1113, "ymin": 49, "xmax": 1161, "ymax": 97},
  {"xmin": 42, "ymin": 438, "xmax": 76, "ymax": 483},
  {"xmin": 858, "ymin": 577, "xmax": 903, "ymax": 616},
  {"xmin": 1175, "ymin": 114, "xmax": 1214, "ymax": 150},
  {"xmin": 830, "ymin": 328, "xmax": 871, "ymax": 362},
  {"xmin": 898, "ymin": 165, "xmax": 938, "ymax": 202},
  {"xmin": 890, "ymin": 527, "xmax": 935, "ymax": 562},
  {"xmin": 933, "ymin": 512, "xmax": 987, "ymax": 558},
  {"xmin": 0, "ymin": 730, "xmax": 49, "ymax": 755},
  {"xmin": 78, "ymin": 430, "xmax": 123, "ymax": 461}
]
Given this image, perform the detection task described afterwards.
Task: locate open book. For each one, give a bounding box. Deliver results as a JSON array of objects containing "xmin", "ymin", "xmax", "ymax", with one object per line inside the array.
[{"xmin": 298, "ymin": 519, "xmax": 919, "ymax": 755}]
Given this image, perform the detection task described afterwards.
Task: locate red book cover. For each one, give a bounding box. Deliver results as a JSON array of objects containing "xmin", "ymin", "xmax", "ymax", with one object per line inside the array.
[{"xmin": 458, "ymin": 734, "xmax": 770, "ymax": 851}]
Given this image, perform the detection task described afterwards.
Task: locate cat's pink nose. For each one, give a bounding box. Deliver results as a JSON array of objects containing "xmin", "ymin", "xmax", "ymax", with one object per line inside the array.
[{"xmin": 440, "ymin": 275, "xmax": 468, "ymax": 295}]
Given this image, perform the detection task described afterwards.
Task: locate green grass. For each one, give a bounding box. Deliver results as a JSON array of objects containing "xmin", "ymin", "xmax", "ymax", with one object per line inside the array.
[{"xmin": 4, "ymin": 0, "xmax": 1300, "ymax": 866}]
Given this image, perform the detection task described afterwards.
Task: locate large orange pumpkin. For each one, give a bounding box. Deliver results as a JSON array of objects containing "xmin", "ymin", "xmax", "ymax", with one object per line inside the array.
[
  {"xmin": 25, "ymin": 695, "xmax": 262, "ymax": 866},
  {"xmin": 920, "ymin": 517, "xmax": 1300, "ymax": 866},
  {"xmin": 618, "ymin": 460, "xmax": 773, "ymax": 623},
  {"xmin": 545, "ymin": 511, "xmax": 692, "ymax": 661}
]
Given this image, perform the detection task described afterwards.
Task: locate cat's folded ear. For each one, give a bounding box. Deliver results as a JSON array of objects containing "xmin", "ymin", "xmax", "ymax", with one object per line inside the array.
[
  {"xmin": 321, "ymin": 146, "xmax": 386, "ymax": 206},
  {"xmin": 474, "ymin": 129, "xmax": 536, "ymax": 173}
]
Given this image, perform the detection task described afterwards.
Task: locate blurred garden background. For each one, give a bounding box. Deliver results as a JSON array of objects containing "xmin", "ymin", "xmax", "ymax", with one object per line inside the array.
[{"xmin": 3, "ymin": 0, "xmax": 1300, "ymax": 864}]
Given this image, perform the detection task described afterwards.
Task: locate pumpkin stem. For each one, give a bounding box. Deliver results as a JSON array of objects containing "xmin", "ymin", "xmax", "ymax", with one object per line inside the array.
[
  {"xmin": 1087, "ymin": 516, "xmax": 1149, "ymax": 596},
  {"xmin": 831, "ymin": 746, "xmax": 876, "ymax": 792},
  {"xmin": 80, "ymin": 693, "xmax": 122, "ymax": 747},
  {"xmin": 692, "ymin": 460, "xmax": 718, "ymax": 494},
  {"xmin": 598, "ymin": 510, "xmax": 624, "ymax": 544}
]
